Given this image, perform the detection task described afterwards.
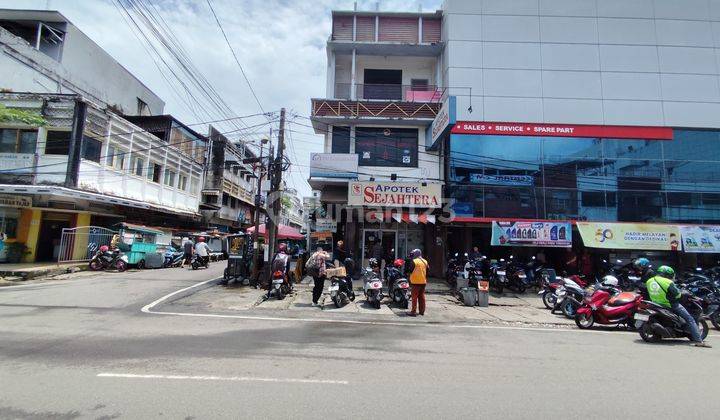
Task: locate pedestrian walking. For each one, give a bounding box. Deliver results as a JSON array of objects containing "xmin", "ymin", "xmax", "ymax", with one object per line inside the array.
[
  {"xmin": 407, "ymin": 248, "xmax": 428, "ymax": 317},
  {"xmin": 181, "ymin": 237, "xmax": 194, "ymax": 268},
  {"xmin": 308, "ymin": 246, "xmax": 330, "ymax": 306}
]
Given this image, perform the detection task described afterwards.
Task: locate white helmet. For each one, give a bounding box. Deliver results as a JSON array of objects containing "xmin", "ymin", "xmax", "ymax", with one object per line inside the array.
[{"xmin": 601, "ymin": 275, "xmax": 619, "ymax": 287}]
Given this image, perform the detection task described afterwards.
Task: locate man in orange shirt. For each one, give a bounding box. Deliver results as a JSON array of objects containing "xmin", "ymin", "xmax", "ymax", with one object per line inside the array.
[{"xmin": 408, "ymin": 249, "xmax": 428, "ymax": 317}]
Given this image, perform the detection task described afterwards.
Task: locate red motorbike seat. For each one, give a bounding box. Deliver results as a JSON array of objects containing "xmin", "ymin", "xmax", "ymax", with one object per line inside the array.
[{"xmin": 608, "ymin": 292, "xmax": 638, "ymax": 307}]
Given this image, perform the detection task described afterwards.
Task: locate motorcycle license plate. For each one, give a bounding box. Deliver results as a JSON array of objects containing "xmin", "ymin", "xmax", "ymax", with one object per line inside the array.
[
  {"xmin": 634, "ymin": 313, "xmax": 649, "ymax": 321},
  {"xmin": 329, "ymin": 285, "xmax": 339, "ymax": 291}
]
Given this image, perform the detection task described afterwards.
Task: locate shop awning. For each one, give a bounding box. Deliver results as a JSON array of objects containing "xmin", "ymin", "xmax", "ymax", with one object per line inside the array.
[
  {"xmin": 367, "ymin": 211, "xmax": 436, "ymax": 224},
  {"xmin": 246, "ymin": 224, "xmax": 304, "ymax": 240},
  {"xmin": 117, "ymin": 223, "xmax": 167, "ymax": 235}
]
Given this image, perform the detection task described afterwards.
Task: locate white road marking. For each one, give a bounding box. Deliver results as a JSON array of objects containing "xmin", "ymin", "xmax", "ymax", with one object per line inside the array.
[
  {"xmin": 141, "ymin": 279, "xmax": 720, "ymax": 337},
  {"xmin": 97, "ymin": 373, "xmax": 348, "ymax": 385}
]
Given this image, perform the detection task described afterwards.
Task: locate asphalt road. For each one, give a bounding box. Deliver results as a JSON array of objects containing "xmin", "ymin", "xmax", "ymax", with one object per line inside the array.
[{"xmin": 1, "ymin": 264, "xmax": 718, "ymax": 419}]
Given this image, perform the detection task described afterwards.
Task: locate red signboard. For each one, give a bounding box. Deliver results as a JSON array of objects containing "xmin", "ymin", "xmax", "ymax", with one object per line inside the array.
[{"xmin": 451, "ymin": 121, "xmax": 673, "ymax": 140}]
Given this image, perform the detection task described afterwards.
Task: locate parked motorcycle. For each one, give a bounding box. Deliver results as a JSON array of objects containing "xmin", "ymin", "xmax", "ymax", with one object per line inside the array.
[
  {"xmin": 446, "ymin": 252, "xmax": 464, "ymax": 287},
  {"xmin": 163, "ymin": 247, "xmax": 184, "ymax": 268},
  {"xmin": 575, "ymin": 277, "xmax": 643, "ymax": 329},
  {"xmin": 329, "ymin": 275, "xmax": 355, "ymax": 308},
  {"xmin": 537, "ymin": 269, "xmax": 561, "ymax": 309},
  {"xmin": 634, "ymin": 293, "xmax": 709, "ymax": 343},
  {"xmin": 89, "ymin": 246, "xmax": 128, "ymax": 272},
  {"xmin": 488, "ymin": 259, "xmax": 509, "ymax": 294},
  {"xmin": 553, "ymin": 275, "xmax": 592, "ymax": 318},
  {"xmin": 362, "ymin": 262, "xmax": 384, "ymax": 309},
  {"xmin": 385, "ymin": 259, "xmax": 410, "ymax": 309},
  {"xmin": 506, "ymin": 256, "xmax": 527, "ymax": 293}
]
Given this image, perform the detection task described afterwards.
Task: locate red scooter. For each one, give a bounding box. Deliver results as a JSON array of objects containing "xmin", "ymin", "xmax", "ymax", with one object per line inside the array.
[{"xmin": 575, "ymin": 288, "xmax": 643, "ymax": 330}]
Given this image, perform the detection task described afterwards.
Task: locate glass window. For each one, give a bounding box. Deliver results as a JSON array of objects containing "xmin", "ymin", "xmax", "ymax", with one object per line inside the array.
[
  {"xmin": 106, "ymin": 145, "xmax": 115, "ymax": 166},
  {"xmin": 178, "ymin": 174, "xmax": 188, "ymax": 191},
  {"xmin": 355, "ymin": 127, "xmax": 417, "ymax": 167},
  {"xmin": 222, "ymin": 193, "xmax": 229, "ymax": 206},
  {"xmin": 152, "ymin": 163, "xmax": 162, "ymax": 183},
  {"xmin": 331, "ymin": 126, "xmax": 350, "ymax": 153},
  {"xmin": 81, "ymin": 136, "xmax": 102, "ymax": 163},
  {"xmin": 19, "ymin": 130, "xmax": 37, "ymax": 153},
  {"xmin": 45, "ymin": 131, "xmax": 71, "ymax": 155},
  {"xmin": 0, "ymin": 209, "xmax": 19, "ymax": 239},
  {"xmin": 133, "ymin": 157, "xmax": 144, "ymax": 176},
  {"xmin": 190, "ymin": 177, "xmax": 199, "ymax": 195},
  {"xmin": 603, "ymin": 138, "xmax": 662, "ymax": 161},
  {"xmin": 163, "ymin": 169, "xmax": 176, "ymax": 187},
  {"xmin": 230, "ymin": 196, "xmax": 237, "ymax": 209},
  {"xmin": 0, "ymin": 129, "xmax": 17, "ymax": 153}
]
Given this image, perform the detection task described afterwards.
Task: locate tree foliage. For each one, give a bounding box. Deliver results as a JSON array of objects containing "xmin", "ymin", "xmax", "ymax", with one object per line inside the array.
[{"xmin": 0, "ymin": 105, "xmax": 47, "ymax": 126}]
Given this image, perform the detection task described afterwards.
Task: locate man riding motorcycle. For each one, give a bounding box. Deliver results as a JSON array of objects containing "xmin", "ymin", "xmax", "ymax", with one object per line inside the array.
[
  {"xmin": 633, "ymin": 257, "xmax": 655, "ymax": 297},
  {"xmin": 271, "ymin": 243, "xmax": 292, "ymax": 289},
  {"xmin": 646, "ymin": 265, "xmax": 711, "ymax": 348}
]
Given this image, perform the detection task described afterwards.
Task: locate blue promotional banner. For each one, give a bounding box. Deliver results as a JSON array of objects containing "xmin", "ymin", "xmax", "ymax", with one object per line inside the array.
[{"xmin": 491, "ymin": 221, "xmax": 572, "ymax": 248}]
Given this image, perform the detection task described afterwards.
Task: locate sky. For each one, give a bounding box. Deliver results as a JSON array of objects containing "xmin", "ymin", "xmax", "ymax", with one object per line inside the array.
[{"xmin": 1, "ymin": 0, "xmax": 443, "ymax": 197}]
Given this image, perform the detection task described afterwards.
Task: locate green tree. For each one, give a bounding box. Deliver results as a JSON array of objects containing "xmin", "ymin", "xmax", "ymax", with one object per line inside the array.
[{"xmin": 0, "ymin": 105, "xmax": 46, "ymax": 126}]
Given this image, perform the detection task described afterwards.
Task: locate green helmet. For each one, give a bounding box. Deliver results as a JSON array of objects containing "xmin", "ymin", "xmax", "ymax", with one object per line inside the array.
[{"xmin": 656, "ymin": 265, "xmax": 675, "ymax": 279}]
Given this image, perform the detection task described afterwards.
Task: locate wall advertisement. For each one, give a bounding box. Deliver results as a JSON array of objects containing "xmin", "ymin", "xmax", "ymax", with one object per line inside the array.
[
  {"xmin": 577, "ymin": 222, "xmax": 680, "ymax": 251},
  {"xmin": 680, "ymin": 225, "xmax": 720, "ymax": 253},
  {"xmin": 470, "ymin": 174, "xmax": 534, "ymax": 186},
  {"xmin": 491, "ymin": 221, "xmax": 572, "ymax": 248},
  {"xmin": 348, "ymin": 181, "xmax": 442, "ymax": 209}
]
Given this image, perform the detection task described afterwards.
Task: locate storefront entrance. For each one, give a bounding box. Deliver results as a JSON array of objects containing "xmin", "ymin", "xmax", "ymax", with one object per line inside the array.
[
  {"xmin": 36, "ymin": 212, "xmax": 73, "ymax": 262},
  {"xmin": 362, "ymin": 229, "xmax": 396, "ymax": 268}
]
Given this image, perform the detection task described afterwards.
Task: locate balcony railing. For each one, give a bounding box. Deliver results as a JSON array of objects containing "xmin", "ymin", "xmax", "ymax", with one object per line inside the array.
[{"xmin": 334, "ymin": 83, "xmax": 445, "ymax": 103}]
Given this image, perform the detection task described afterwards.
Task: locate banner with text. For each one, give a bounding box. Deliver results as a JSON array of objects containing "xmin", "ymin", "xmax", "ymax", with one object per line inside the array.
[
  {"xmin": 680, "ymin": 225, "xmax": 720, "ymax": 253},
  {"xmin": 348, "ymin": 181, "xmax": 442, "ymax": 208},
  {"xmin": 491, "ymin": 221, "xmax": 572, "ymax": 248},
  {"xmin": 577, "ymin": 222, "xmax": 680, "ymax": 251},
  {"xmin": 451, "ymin": 121, "xmax": 673, "ymax": 140},
  {"xmin": 470, "ymin": 173, "xmax": 534, "ymax": 186}
]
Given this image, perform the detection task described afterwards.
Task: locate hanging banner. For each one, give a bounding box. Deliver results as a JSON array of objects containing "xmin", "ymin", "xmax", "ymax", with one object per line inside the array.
[
  {"xmin": 577, "ymin": 222, "xmax": 680, "ymax": 251},
  {"xmin": 491, "ymin": 221, "xmax": 572, "ymax": 248},
  {"xmin": 451, "ymin": 121, "xmax": 674, "ymax": 140},
  {"xmin": 315, "ymin": 219, "xmax": 337, "ymax": 233},
  {"xmin": 680, "ymin": 225, "xmax": 720, "ymax": 253}
]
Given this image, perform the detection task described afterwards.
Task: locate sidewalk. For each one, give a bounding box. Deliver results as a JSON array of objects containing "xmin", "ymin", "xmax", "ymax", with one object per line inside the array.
[
  {"xmin": 173, "ymin": 276, "xmax": 576, "ymax": 328},
  {"xmin": 0, "ymin": 261, "xmax": 88, "ymax": 283}
]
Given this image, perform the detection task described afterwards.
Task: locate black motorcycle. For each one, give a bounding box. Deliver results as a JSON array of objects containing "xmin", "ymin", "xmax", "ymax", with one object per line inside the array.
[
  {"xmin": 89, "ymin": 248, "xmax": 128, "ymax": 272},
  {"xmin": 488, "ymin": 259, "xmax": 509, "ymax": 294},
  {"xmin": 506, "ymin": 257, "xmax": 527, "ymax": 293},
  {"xmin": 446, "ymin": 253, "xmax": 464, "ymax": 287},
  {"xmin": 635, "ymin": 293, "xmax": 709, "ymax": 343},
  {"xmin": 681, "ymin": 279, "xmax": 720, "ymax": 330},
  {"xmin": 385, "ymin": 263, "xmax": 410, "ymax": 309}
]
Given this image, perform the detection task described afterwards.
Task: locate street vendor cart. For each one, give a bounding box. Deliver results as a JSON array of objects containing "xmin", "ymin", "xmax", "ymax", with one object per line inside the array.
[
  {"xmin": 221, "ymin": 233, "xmax": 251, "ymax": 285},
  {"xmin": 114, "ymin": 223, "xmax": 165, "ymax": 269}
]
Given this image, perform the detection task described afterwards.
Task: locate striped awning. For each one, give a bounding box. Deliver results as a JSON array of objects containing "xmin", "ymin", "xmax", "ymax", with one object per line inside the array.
[{"xmin": 367, "ymin": 210, "xmax": 436, "ymax": 224}]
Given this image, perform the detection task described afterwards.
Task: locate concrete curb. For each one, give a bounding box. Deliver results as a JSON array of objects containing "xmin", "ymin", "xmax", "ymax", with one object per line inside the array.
[{"xmin": 154, "ymin": 277, "xmax": 223, "ymax": 307}]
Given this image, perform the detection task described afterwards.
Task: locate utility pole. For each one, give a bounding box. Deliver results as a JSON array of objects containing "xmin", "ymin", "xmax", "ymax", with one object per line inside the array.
[
  {"xmin": 265, "ymin": 108, "xmax": 286, "ymax": 284},
  {"xmin": 250, "ymin": 132, "xmax": 269, "ymax": 285}
]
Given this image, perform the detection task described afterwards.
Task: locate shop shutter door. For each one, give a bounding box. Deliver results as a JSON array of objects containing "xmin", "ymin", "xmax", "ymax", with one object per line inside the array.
[
  {"xmin": 378, "ymin": 17, "xmax": 418, "ymax": 43},
  {"xmin": 332, "ymin": 16, "xmax": 353, "ymax": 41},
  {"xmin": 355, "ymin": 16, "xmax": 375, "ymax": 41},
  {"xmin": 422, "ymin": 18, "xmax": 441, "ymax": 43}
]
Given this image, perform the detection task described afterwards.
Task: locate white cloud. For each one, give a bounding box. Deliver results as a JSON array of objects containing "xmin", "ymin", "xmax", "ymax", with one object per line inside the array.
[{"xmin": 0, "ymin": 0, "xmax": 442, "ymax": 195}]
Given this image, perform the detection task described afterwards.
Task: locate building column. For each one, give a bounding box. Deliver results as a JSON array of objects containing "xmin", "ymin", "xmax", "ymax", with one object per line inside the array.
[
  {"xmin": 17, "ymin": 209, "xmax": 42, "ymax": 262},
  {"xmin": 350, "ymin": 48, "xmax": 357, "ymax": 100}
]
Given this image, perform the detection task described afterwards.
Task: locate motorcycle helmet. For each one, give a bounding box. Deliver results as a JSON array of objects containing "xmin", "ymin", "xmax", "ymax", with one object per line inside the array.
[
  {"xmin": 633, "ymin": 257, "xmax": 650, "ymax": 269},
  {"xmin": 393, "ymin": 258, "xmax": 404, "ymax": 268},
  {"xmin": 99, "ymin": 245, "xmax": 109, "ymax": 252},
  {"xmin": 343, "ymin": 257, "xmax": 355, "ymax": 271},
  {"xmin": 368, "ymin": 258, "xmax": 379, "ymax": 268},
  {"xmin": 601, "ymin": 275, "xmax": 619, "ymax": 287},
  {"xmin": 197, "ymin": 236, "xmax": 206, "ymax": 242},
  {"xmin": 656, "ymin": 265, "xmax": 675, "ymax": 279}
]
